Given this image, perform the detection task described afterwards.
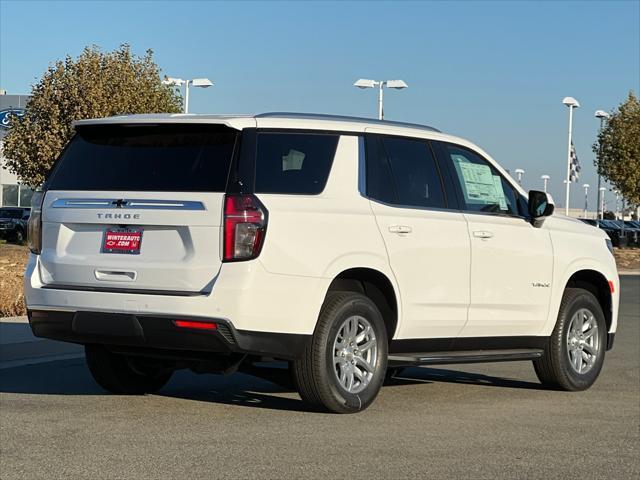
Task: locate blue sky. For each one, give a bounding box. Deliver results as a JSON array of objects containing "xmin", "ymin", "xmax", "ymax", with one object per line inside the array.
[{"xmin": 1, "ymin": 0, "xmax": 638, "ymax": 209}]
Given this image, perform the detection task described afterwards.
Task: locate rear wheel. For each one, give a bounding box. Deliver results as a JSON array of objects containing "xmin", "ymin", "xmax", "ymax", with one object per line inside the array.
[
  {"xmin": 293, "ymin": 292, "xmax": 388, "ymax": 413},
  {"xmin": 534, "ymin": 288, "xmax": 606, "ymax": 391},
  {"xmin": 85, "ymin": 345, "xmax": 173, "ymax": 394}
]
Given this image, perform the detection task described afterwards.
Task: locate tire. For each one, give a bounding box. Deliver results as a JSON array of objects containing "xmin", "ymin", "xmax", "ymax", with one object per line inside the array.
[
  {"xmin": 85, "ymin": 345, "xmax": 173, "ymax": 395},
  {"xmin": 293, "ymin": 291, "xmax": 388, "ymax": 413},
  {"xmin": 14, "ymin": 228, "xmax": 25, "ymax": 244},
  {"xmin": 534, "ymin": 288, "xmax": 606, "ymax": 391}
]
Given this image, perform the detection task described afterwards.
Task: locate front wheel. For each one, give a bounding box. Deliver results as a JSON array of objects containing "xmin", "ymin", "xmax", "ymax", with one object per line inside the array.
[
  {"xmin": 85, "ymin": 345, "xmax": 173, "ymax": 395},
  {"xmin": 293, "ymin": 292, "xmax": 388, "ymax": 413},
  {"xmin": 534, "ymin": 288, "xmax": 606, "ymax": 391}
]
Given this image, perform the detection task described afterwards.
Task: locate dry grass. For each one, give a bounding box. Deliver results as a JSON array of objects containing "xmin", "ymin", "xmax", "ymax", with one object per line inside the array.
[
  {"xmin": 0, "ymin": 242, "xmax": 29, "ymax": 317},
  {"xmin": 0, "ymin": 243, "xmax": 638, "ymax": 318},
  {"xmin": 614, "ymin": 248, "xmax": 640, "ymax": 270}
]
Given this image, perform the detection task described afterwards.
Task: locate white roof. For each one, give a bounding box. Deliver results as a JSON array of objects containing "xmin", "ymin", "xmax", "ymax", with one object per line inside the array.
[{"xmin": 73, "ymin": 112, "xmax": 443, "ymax": 137}]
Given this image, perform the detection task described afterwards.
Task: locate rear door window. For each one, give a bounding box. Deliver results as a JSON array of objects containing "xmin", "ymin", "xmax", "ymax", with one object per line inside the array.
[
  {"xmin": 366, "ymin": 135, "xmax": 446, "ymax": 209},
  {"xmin": 254, "ymin": 132, "xmax": 339, "ymax": 194},
  {"xmin": 47, "ymin": 124, "xmax": 238, "ymax": 192}
]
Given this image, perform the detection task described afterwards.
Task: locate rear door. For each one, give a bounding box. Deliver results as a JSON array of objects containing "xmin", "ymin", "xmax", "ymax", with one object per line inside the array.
[
  {"xmin": 365, "ymin": 133, "xmax": 471, "ymax": 339},
  {"xmin": 40, "ymin": 123, "xmax": 239, "ymax": 294}
]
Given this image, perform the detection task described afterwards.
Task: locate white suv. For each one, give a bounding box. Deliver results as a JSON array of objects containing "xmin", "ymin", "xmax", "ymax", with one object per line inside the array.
[{"xmin": 24, "ymin": 113, "xmax": 619, "ymax": 413}]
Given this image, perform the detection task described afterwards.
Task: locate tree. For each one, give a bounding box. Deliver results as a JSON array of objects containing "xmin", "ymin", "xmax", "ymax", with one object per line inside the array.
[
  {"xmin": 593, "ymin": 92, "xmax": 640, "ymax": 205},
  {"xmin": 2, "ymin": 44, "xmax": 182, "ymax": 186}
]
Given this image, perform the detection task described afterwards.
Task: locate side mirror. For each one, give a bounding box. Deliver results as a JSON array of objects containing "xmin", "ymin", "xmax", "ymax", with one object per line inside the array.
[{"xmin": 528, "ymin": 190, "xmax": 554, "ymax": 227}]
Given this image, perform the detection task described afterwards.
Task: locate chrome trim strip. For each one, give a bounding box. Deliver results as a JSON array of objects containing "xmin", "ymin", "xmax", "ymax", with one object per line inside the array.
[
  {"xmin": 51, "ymin": 198, "xmax": 206, "ymax": 211},
  {"xmin": 40, "ymin": 284, "xmax": 207, "ymax": 297}
]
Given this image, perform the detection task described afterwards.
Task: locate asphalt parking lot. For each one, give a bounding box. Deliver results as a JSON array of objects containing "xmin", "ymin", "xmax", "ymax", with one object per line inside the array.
[{"xmin": 1, "ymin": 276, "xmax": 638, "ymax": 479}]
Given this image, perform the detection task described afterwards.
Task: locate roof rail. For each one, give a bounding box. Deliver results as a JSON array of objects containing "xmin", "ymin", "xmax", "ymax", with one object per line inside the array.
[{"xmin": 255, "ymin": 112, "xmax": 441, "ymax": 133}]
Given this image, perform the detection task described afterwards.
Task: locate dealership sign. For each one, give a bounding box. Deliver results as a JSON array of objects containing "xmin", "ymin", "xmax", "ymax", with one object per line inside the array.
[{"xmin": 0, "ymin": 109, "xmax": 26, "ymax": 130}]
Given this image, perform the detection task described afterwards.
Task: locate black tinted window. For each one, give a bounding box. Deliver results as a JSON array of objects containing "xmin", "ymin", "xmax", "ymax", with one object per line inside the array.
[
  {"xmin": 255, "ymin": 133, "xmax": 339, "ymax": 194},
  {"xmin": 0, "ymin": 208, "xmax": 22, "ymax": 219},
  {"xmin": 365, "ymin": 136, "xmax": 395, "ymax": 203},
  {"xmin": 48, "ymin": 125, "xmax": 238, "ymax": 192},
  {"xmin": 367, "ymin": 136, "xmax": 445, "ymax": 208},
  {"xmin": 445, "ymin": 144, "xmax": 519, "ymax": 215}
]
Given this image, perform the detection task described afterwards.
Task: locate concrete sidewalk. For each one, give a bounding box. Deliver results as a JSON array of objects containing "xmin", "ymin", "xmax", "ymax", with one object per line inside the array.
[{"xmin": 0, "ymin": 315, "xmax": 82, "ymax": 367}]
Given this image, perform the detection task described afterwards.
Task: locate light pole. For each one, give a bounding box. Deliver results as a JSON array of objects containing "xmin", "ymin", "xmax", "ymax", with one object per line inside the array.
[
  {"xmin": 562, "ymin": 96, "xmax": 580, "ymax": 215},
  {"xmin": 612, "ymin": 189, "xmax": 620, "ymax": 219},
  {"xmin": 514, "ymin": 168, "xmax": 525, "ymax": 186},
  {"xmin": 541, "ymin": 174, "xmax": 550, "ymax": 193},
  {"xmin": 599, "ymin": 187, "xmax": 606, "ymax": 222},
  {"xmin": 582, "ymin": 183, "xmax": 590, "ymax": 218},
  {"xmin": 594, "ymin": 110, "xmax": 610, "ymax": 220},
  {"xmin": 354, "ymin": 79, "xmax": 408, "ymax": 120},
  {"xmin": 162, "ymin": 76, "xmax": 214, "ymax": 113}
]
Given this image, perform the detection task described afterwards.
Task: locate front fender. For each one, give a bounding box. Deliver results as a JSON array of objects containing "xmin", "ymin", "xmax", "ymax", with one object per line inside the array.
[{"xmin": 540, "ymin": 256, "xmax": 619, "ymax": 336}]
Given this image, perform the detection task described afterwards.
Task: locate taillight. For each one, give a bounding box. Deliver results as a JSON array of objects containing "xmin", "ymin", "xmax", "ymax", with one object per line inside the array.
[
  {"xmin": 28, "ymin": 190, "xmax": 44, "ymax": 254},
  {"xmin": 223, "ymin": 194, "xmax": 268, "ymax": 262}
]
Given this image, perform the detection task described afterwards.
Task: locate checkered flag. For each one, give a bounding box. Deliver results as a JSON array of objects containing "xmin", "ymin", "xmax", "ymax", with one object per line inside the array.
[{"xmin": 569, "ymin": 141, "xmax": 581, "ymax": 182}]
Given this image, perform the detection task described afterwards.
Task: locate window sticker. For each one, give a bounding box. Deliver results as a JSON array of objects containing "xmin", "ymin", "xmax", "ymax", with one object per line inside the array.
[
  {"xmin": 282, "ymin": 149, "xmax": 305, "ymax": 171},
  {"xmin": 491, "ymin": 175, "xmax": 508, "ymax": 210},
  {"xmin": 452, "ymin": 155, "xmax": 507, "ymax": 209}
]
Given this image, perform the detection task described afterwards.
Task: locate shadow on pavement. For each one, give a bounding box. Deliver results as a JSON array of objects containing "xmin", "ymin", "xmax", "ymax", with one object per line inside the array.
[
  {"xmin": 389, "ymin": 366, "xmax": 545, "ymax": 390},
  {"xmin": 0, "ymin": 357, "xmax": 544, "ymax": 412}
]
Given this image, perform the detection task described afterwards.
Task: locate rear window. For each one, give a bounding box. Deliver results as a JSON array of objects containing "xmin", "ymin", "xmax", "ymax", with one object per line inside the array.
[
  {"xmin": 0, "ymin": 208, "xmax": 23, "ymax": 219},
  {"xmin": 255, "ymin": 132, "xmax": 339, "ymax": 194},
  {"xmin": 47, "ymin": 124, "xmax": 238, "ymax": 192}
]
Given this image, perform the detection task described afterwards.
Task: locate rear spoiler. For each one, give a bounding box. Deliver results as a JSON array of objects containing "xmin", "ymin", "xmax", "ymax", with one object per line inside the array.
[{"xmin": 73, "ymin": 114, "xmax": 256, "ymax": 131}]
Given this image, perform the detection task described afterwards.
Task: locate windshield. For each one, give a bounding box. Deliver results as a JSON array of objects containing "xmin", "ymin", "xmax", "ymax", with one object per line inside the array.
[{"xmin": 47, "ymin": 124, "xmax": 239, "ymax": 192}]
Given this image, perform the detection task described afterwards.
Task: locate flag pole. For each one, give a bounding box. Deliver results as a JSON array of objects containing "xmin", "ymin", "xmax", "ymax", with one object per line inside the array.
[
  {"xmin": 564, "ymin": 107, "xmax": 574, "ymax": 216},
  {"xmin": 562, "ymin": 97, "xmax": 580, "ymax": 216}
]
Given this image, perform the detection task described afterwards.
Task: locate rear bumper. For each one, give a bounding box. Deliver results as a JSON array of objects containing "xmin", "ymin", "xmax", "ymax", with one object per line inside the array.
[
  {"xmin": 25, "ymin": 253, "xmax": 329, "ymax": 336},
  {"xmin": 28, "ymin": 310, "xmax": 310, "ymax": 360}
]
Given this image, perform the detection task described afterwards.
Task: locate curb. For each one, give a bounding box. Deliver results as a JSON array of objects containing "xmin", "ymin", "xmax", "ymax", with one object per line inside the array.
[{"xmin": 619, "ymin": 270, "xmax": 640, "ymax": 276}]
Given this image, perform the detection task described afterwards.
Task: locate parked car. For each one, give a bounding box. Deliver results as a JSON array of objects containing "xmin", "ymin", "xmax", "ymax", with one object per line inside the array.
[
  {"xmin": 598, "ymin": 219, "xmax": 627, "ymax": 247},
  {"xmin": 620, "ymin": 221, "xmax": 640, "ymax": 245},
  {"xmin": 606, "ymin": 219, "xmax": 639, "ymax": 247},
  {"xmin": 24, "ymin": 113, "xmax": 619, "ymax": 413},
  {"xmin": 0, "ymin": 207, "xmax": 30, "ymax": 243}
]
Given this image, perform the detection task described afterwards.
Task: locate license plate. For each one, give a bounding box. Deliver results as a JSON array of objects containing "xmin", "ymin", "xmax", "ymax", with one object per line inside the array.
[{"xmin": 101, "ymin": 228, "xmax": 143, "ymax": 254}]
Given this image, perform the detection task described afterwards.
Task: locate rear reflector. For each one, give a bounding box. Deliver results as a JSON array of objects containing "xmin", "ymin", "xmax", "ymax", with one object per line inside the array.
[
  {"xmin": 608, "ymin": 280, "xmax": 615, "ymax": 294},
  {"xmin": 174, "ymin": 320, "xmax": 218, "ymax": 330}
]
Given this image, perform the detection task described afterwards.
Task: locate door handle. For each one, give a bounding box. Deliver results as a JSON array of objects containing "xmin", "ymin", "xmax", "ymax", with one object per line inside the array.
[
  {"xmin": 472, "ymin": 230, "xmax": 494, "ymax": 239},
  {"xmin": 389, "ymin": 225, "xmax": 412, "ymax": 234}
]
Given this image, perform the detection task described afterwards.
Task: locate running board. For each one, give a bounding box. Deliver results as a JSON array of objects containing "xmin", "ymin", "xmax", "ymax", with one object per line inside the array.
[{"xmin": 388, "ymin": 349, "xmax": 544, "ymax": 367}]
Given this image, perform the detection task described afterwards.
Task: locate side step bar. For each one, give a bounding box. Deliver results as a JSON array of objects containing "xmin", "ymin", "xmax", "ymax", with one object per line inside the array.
[{"xmin": 388, "ymin": 349, "xmax": 544, "ymax": 367}]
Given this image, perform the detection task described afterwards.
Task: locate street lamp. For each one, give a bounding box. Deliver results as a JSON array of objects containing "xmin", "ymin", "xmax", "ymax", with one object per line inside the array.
[
  {"xmin": 354, "ymin": 78, "xmax": 408, "ymax": 120},
  {"xmin": 594, "ymin": 110, "xmax": 610, "ymax": 220},
  {"xmin": 611, "ymin": 188, "xmax": 620, "ymax": 219},
  {"xmin": 541, "ymin": 174, "xmax": 550, "ymax": 193},
  {"xmin": 562, "ymin": 96, "xmax": 580, "ymax": 215},
  {"xmin": 582, "ymin": 183, "xmax": 590, "ymax": 218},
  {"xmin": 599, "ymin": 187, "xmax": 606, "ymax": 222},
  {"xmin": 162, "ymin": 76, "xmax": 214, "ymax": 113},
  {"xmin": 514, "ymin": 168, "xmax": 525, "ymax": 186}
]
